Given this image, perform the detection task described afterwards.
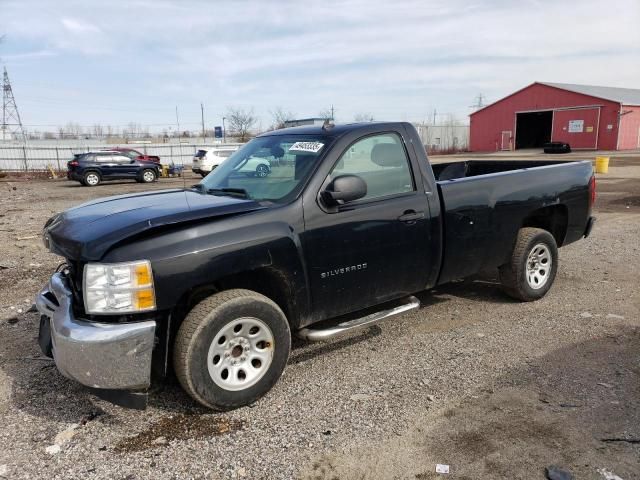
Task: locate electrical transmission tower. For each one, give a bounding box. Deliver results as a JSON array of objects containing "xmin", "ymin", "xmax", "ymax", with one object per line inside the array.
[
  {"xmin": 2, "ymin": 66, "xmax": 26, "ymax": 142},
  {"xmin": 469, "ymin": 93, "xmax": 486, "ymax": 111}
]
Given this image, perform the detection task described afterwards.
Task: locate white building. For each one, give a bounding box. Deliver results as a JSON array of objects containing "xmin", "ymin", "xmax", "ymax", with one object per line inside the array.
[{"xmin": 413, "ymin": 123, "xmax": 469, "ymax": 152}]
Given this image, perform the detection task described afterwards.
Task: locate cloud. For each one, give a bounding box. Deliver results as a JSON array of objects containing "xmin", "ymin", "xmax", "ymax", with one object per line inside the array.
[
  {"xmin": 0, "ymin": 49, "xmax": 58, "ymax": 61},
  {"xmin": 61, "ymin": 18, "xmax": 101, "ymax": 34},
  {"xmin": 1, "ymin": 0, "xmax": 638, "ymax": 126}
]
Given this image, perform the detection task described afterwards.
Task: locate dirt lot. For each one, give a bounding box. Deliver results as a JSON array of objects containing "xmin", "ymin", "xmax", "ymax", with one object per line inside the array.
[{"xmin": 0, "ymin": 157, "xmax": 639, "ymax": 480}]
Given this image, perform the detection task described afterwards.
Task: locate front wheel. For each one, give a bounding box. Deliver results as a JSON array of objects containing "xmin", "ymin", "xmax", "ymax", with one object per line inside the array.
[
  {"xmin": 141, "ymin": 169, "xmax": 157, "ymax": 183},
  {"xmin": 499, "ymin": 227, "xmax": 558, "ymax": 301},
  {"xmin": 174, "ymin": 289, "xmax": 291, "ymax": 410}
]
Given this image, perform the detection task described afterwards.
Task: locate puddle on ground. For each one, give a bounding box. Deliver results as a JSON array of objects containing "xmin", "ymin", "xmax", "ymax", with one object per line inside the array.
[{"xmin": 114, "ymin": 414, "xmax": 244, "ymax": 453}]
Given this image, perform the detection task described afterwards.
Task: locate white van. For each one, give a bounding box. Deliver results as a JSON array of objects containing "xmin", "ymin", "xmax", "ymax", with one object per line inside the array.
[{"xmin": 192, "ymin": 146, "xmax": 241, "ymax": 177}]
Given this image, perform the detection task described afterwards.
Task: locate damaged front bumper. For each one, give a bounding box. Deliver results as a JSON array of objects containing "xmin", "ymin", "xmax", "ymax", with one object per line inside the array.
[{"xmin": 35, "ymin": 272, "xmax": 156, "ymax": 409}]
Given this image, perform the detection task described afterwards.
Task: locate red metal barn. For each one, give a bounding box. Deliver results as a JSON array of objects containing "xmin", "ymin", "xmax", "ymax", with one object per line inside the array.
[{"xmin": 469, "ymin": 82, "xmax": 640, "ymax": 151}]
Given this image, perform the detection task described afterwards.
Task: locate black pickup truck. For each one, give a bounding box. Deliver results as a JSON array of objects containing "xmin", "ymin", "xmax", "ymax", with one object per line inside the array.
[{"xmin": 36, "ymin": 122, "xmax": 595, "ymax": 409}]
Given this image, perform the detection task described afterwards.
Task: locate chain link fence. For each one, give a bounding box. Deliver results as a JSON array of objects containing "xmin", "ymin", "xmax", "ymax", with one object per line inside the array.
[{"xmin": 0, "ymin": 143, "xmax": 224, "ymax": 172}]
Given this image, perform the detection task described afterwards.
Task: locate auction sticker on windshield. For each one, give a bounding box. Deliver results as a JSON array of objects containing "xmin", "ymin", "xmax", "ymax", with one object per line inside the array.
[{"xmin": 289, "ymin": 142, "xmax": 324, "ymax": 153}]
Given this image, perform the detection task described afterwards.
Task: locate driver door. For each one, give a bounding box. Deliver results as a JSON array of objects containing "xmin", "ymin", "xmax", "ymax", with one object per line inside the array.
[
  {"xmin": 300, "ymin": 131, "xmax": 433, "ymax": 321},
  {"xmin": 112, "ymin": 154, "xmax": 139, "ymax": 178}
]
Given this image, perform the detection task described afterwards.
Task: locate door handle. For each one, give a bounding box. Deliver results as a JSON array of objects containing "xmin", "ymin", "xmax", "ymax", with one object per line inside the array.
[{"xmin": 398, "ymin": 210, "xmax": 425, "ymax": 222}]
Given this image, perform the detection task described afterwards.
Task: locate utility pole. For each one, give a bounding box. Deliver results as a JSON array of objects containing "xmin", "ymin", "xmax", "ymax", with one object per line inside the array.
[
  {"xmin": 222, "ymin": 117, "xmax": 226, "ymax": 143},
  {"xmin": 2, "ymin": 67, "xmax": 26, "ymax": 143},
  {"xmin": 175, "ymin": 106, "xmax": 181, "ymax": 139},
  {"xmin": 432, "ymin": 109, "xmax": 437, "ymax": 125},
  {"xmin": 201, "ymin": 102, "xmax": 206, "ymax": 142},
  {"xmin": 175, "ymin": 106, "xmax": 183, "ymax": 169},
  {"xmin": 330, "ymin": 104, "xmax": 335, "ymax": 121}
]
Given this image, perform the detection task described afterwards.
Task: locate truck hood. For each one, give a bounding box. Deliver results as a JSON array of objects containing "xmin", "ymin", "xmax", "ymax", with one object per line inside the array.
[{"xmin": 44, "ymin": 189, "xmax": 265, "ymax": 261}]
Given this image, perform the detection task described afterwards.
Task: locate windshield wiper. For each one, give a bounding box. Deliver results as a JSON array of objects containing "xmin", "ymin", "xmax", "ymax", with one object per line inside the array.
[{"xmin": 207, "ymin": 187, "xmax": 250, "ymax": 199}]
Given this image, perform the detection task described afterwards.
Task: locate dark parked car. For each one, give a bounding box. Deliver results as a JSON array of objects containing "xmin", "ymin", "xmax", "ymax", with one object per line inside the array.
[
  {"xmin": 108, "ymin": 148, "xmax": 161, "ymax": 163},
  {"xmin": 67, "ymin": 151, "xmax": 161, "ymax": 186},
  {"xmin": 544, "ymin": 142, "xmax": 571, "ymax": 154},
  {"xmin": 40, "ymin": 122, "xmax": 595, "ymax": 409}
]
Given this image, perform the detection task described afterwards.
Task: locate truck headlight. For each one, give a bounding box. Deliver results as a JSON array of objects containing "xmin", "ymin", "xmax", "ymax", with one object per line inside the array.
[{"xmin": 83, "ymin": 260, "xmax": 156, "ymax": 314}]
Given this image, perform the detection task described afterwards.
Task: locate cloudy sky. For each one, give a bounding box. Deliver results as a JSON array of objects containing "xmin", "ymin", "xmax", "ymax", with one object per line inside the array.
[{"xmin": 1, "ymin": 0, "xmax": 639, "ymax": 132}]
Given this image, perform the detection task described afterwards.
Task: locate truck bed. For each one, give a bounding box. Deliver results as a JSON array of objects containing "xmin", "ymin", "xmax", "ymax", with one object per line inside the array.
[
  {"xmin": 432, "ymin": 159, "xmax": 573, "ymax": 181},
  {"xmin": 433, "ymin": 159, "xmax": 594, "ymax": 285}
]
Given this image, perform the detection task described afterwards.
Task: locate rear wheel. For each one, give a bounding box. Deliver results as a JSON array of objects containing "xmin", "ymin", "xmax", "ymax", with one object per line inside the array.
[
  {"xmin": 141, "ymin": 169, "xmax": 157, "ymax": 183},
  {"xmin": 174, "ymin": 289, "xmax": 291, "ymax": 410},
  {"xmin": 83, "ymin": 171, "xmax": 101, "ymax": 187},
  {"xmin": 499, "ymin": 227, "xmax": 558, "ymax": 301}
]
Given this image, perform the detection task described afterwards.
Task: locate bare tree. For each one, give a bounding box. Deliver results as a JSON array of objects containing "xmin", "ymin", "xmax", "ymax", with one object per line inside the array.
[
  {"xmin": 442, "ymin": 114, "xmax": 458, "ymax": 150},
  {"xmin": 226, "ymin": 107, "xmax": 257, "ymax": 142},
  {"xmin": 92, "ymin": 124, "xmax": 104, "ymax": 138},
  {"xmin": 414, "ymin": 121, "xmax": 432, "ymax": 148},
  {"xmin": 269, "ymin": 107, "xmax": 295, "ymax": 130},
  {"xmin": 353, "ymin": 112, "xmax": 375, "ymax": 122},
  {"xmin": 125, "ymin": 122, "xmax": 139, "ymax": 138},
  {"xmin": 318, "ymin": 107, "xmax": 334, "ymax": 121},
  {"xmin": 64, "ymin": 122, "xmax": 82, "ymax": 138}
]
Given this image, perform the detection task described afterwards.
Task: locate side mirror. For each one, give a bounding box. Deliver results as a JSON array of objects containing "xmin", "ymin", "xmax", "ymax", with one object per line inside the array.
[{"xmin": 322, "ymin": 174, "xmax": 367, "ymax": 206}]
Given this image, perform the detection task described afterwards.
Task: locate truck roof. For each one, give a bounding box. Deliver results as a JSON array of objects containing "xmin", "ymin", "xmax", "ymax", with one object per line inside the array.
[{"xmin": 258, "ymin": 121, "xmax": 412, "ymax": 138}]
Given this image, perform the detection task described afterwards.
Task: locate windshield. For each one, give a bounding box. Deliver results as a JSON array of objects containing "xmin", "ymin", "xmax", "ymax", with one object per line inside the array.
[{"xmin": 199, "ymin": 135, "xmax": 331, "ymax": 202}]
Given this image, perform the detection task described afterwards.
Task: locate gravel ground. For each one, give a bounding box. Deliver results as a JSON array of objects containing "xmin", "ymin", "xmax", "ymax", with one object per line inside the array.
[{"xmin": 0, "ymin": 158, "xmax": 638, "ymax": 480}]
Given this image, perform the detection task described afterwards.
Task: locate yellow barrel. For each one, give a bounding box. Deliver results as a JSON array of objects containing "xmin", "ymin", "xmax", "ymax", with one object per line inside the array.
[{"xmin": 595, "ymin": 156, "xmax": 609, "ymax": 174}]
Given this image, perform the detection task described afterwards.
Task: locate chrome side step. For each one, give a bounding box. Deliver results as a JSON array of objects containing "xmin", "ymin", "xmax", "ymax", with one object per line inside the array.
[{"xmin": 297, "ymin": 295, "xmax": 420, "ymax": 342}]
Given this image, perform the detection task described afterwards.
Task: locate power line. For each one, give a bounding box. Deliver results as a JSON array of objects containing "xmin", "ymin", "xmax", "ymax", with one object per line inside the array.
[
  {"xmin": 19, "ymin": 96, "xmax": 175, "ymax": 113},
  {"xmin": 20, "ymin": 121, "xmax": 202, "ymax": 128}
]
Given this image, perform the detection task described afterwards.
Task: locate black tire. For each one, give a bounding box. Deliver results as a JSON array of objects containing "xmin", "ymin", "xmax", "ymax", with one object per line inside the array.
[
  {"xmin": 141, "ymin": 169, "xmax": 157, "ymax": 183},
  {"xmin": 83, "ymin": 171, "xmax": 101, "ymax": 187},
  {"xmin": 255, "ymin": 163, "xmax": 269, "ymax": 177},
  {"xmin": 499, "ymin": 227, "xmax": 558, "ymax": 301},
  {"xmin": 174, "ymin": 289, "xmax": 291, "ymax": 410}
]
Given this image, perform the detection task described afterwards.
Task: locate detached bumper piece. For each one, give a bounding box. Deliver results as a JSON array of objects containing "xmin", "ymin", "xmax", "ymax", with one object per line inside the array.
[{"xmin": 36, "ymin": 273, "xmax": 156, "ymax": 409}]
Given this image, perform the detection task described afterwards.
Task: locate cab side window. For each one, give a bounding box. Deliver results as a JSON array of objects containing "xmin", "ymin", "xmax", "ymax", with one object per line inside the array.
[{"xmin": 329, "ymin": 132, "xmax": 414, "ymax": 201}]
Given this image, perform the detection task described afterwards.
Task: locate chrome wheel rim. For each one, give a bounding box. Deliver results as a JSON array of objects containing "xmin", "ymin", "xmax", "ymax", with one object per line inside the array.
[
  {"xmin": 86, "ymin": 173, "xmax": 99, "ymax": 185},
  {"xmin": 256, "ymin": 165, "xmax": 268, "ymax": 177},
  {"xmin": 143, "ymin": 171, "xmax": 155, "ymax": 182},
  {"xmin": 207, "ymin": 317, "xmax": 274, "ymax": 391},
  {"xmin": 526, "ymin": 243, "xmax": 551, "ymax": 289}
]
